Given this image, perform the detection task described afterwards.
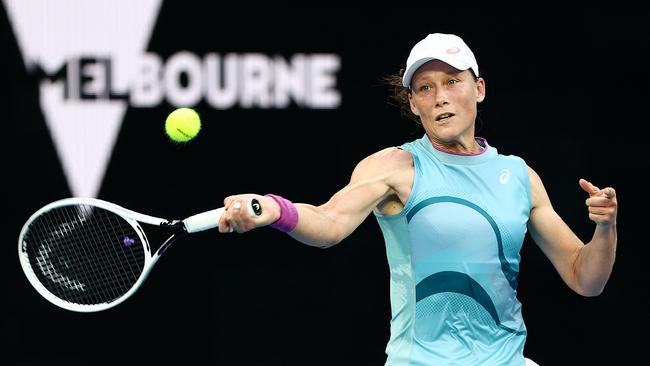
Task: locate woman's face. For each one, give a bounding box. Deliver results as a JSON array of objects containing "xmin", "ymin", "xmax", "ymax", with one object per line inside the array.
[{"xmin": 408, "ymin": 60, "xmax": 485, "ymax": 145}]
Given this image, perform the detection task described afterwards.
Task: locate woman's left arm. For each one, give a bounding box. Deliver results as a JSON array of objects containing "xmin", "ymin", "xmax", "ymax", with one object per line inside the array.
[{"xmin": 527, "ymin": 166, "xmax": 618, "ymax": 296}]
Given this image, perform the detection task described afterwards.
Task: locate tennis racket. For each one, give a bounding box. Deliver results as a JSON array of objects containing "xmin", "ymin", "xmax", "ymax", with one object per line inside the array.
[{"xmin": 18, "ymin": 197, "xmax": 262, "ymax": 312}]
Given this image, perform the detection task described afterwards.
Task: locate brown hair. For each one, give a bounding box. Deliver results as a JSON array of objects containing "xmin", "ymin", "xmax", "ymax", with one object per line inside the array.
[{"xmin": 383, "ymin": 68, "xmax": 420, "ymax": 124}]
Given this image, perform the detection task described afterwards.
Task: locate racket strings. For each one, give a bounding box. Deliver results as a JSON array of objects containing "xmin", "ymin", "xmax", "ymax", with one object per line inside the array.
[
  {"xmin": 31, "ymin": 205, "xmax": 142, "ymax": 303},
  {"xmin": 71, "ymin": 207, "xmax": 138, "ymax": 297},
  {"xmin": 60, "ymin": 206, "xmax": 137, "ymax": 302},
  {"xmin": 49, "ymin": 207, "xmax": 118, "ymax": 303},
  {"xmin": 24, "ymin": 204, "xmax": 146, "ymax": 305},
  {"xmin": 29, "ymin": 206, "xmax": 119, "ymax": 304}
]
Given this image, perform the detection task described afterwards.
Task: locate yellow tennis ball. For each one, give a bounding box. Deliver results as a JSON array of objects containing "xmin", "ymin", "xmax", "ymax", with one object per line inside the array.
[{"xmin": 165, "ymin": 108, "xmax": 201, "ymax": 143}]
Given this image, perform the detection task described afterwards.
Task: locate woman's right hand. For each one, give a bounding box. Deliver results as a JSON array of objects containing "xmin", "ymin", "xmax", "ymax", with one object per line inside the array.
[{"xmin": 218, "ymin": 194, "xmax": 281, "ymax": 233}]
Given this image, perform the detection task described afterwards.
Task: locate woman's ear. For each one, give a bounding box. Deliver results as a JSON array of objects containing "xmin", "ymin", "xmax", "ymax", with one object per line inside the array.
[
  {"xmin": 408, "ymin": 93, "xmax": 420, "ymax": 116},
  {"xmin": 476, "ymin": 77, "xmax": 486, "ymax": 103}
]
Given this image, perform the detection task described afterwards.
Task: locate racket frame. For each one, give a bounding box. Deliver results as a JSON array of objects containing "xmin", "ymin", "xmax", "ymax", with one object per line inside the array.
[{"xmin": 18, "ymin": 197, "xmax": 184, "ymax": 312}]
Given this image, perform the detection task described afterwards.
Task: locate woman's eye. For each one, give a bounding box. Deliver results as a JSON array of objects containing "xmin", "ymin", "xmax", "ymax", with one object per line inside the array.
[
  {"xmin": 419, "ymin": 85, "xmax": 430, "ymax": 91},
  {"xmin": 448, "ymin": 79, "xmax": 458, "ymax": 85}
]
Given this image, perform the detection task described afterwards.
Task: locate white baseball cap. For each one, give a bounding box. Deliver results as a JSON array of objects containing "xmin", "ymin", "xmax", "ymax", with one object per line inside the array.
[{"xmin": 402, "ymin": 33, "xmax": 479, "ymax": 88}]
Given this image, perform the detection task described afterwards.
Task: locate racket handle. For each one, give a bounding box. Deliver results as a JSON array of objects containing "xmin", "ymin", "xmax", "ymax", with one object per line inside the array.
[
  {"xmin": 184, "ymin": 199, "xmax": 261, "ymax": 233},
  {"xmin": 183, "ymin": 207, "xmax": 225, "ymax": 233}
]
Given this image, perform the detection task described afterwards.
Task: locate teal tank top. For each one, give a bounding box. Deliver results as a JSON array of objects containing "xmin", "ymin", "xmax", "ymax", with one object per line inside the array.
[{"xmin": 374, "ymin": 134, "xmax": 532, "ymax": 366}]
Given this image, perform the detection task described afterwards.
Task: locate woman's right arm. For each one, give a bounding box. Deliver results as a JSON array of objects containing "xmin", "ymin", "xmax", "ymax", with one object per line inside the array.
[{"xmin": 219, "ymin": 147, "xmax": 412, "ymax": 248}]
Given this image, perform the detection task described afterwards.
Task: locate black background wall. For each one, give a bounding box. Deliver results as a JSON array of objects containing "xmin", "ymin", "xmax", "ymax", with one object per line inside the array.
[{"xmin": 2, "ymin": 2, "xmax": 647, "ymax": 365}]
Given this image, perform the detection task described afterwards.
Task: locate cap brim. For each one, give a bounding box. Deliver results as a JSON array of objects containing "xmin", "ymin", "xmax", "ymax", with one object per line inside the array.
[{"xmin": 402, "ymin": 56, "xmax": 473, "ymax": 88}]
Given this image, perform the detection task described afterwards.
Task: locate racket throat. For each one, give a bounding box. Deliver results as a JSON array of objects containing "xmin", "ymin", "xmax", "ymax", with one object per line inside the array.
[{"xmin": 156, "ymin": 230, "xmax": 187, "ymax": 258}]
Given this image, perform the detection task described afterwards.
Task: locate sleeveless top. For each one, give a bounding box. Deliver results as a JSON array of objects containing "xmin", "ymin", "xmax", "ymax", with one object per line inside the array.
[{"xmin": 374, "ymin": 134, "xmax": 532, "ymax": 366}]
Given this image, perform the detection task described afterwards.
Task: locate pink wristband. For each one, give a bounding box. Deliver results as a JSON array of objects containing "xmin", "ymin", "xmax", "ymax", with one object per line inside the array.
[{"xmin": 265, "ymin": 194, "xmax": 299, "ymax": 233}]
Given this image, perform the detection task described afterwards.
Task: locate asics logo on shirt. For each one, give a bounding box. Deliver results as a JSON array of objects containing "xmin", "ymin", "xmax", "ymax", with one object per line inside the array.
[{"xmin": 499, "ymin": 169, "xmax": 510, "ymax": 184}]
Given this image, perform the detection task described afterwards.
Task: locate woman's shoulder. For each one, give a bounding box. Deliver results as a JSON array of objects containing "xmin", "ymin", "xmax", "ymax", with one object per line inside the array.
[
  {"xmin": 368, "ymin": 146, "xmax": 413, "ymax": 166},
  {"xmin": 352, "ymin": 146, "xmax": 413, "ymax": 177}
]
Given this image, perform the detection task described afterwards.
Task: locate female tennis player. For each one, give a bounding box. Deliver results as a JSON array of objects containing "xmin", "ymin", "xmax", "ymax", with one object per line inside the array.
[{"xmin": 218, "ymin": 33, "xmax": 618, "ymax": 366}]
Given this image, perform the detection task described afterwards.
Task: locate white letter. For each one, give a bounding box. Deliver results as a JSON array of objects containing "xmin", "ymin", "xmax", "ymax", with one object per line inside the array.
[
  {"xmin": 205, "ymin": 53, "xmax": 238, "ymax": 109},
  {"xmin": 309, "ymin": 54, "xmax": 340, "ymax": 108},
  {"xmin": 273, "ymin": 54, "xmax": 305, "ymax": 108},
  {"xmin": 164, "ymin": 51, "xmax": 202, "ymax": 107},
  {"xmin": 130, "ymin": 53, "xmax": 163, "ymax": 107},
  {"xmin": 240, "ymin": 54, "xmax": 271, "ymax": 108}
]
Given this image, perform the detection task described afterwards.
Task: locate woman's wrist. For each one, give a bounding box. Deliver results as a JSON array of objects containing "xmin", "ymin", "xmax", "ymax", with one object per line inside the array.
[{"xmin": 265, "ymin": 194, "xmax": 299, "ymax": 233}]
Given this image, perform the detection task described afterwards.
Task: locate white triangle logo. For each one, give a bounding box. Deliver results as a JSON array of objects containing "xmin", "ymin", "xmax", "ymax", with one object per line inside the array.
[{"xmin": 4, "ymin": 0, "xmax": 162, "ymax": 197}]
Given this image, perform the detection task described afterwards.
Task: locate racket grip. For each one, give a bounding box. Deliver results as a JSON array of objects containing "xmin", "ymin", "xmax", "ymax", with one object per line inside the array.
[{"xmin": 183, "ymin": 207, "xmax": 225, "ymax": 233}]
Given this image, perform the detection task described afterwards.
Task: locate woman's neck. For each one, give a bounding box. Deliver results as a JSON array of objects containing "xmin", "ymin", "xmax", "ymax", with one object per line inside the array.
[{"xmin": 427, "ymin": 135, "xmax": 485, "ymax": 155}]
